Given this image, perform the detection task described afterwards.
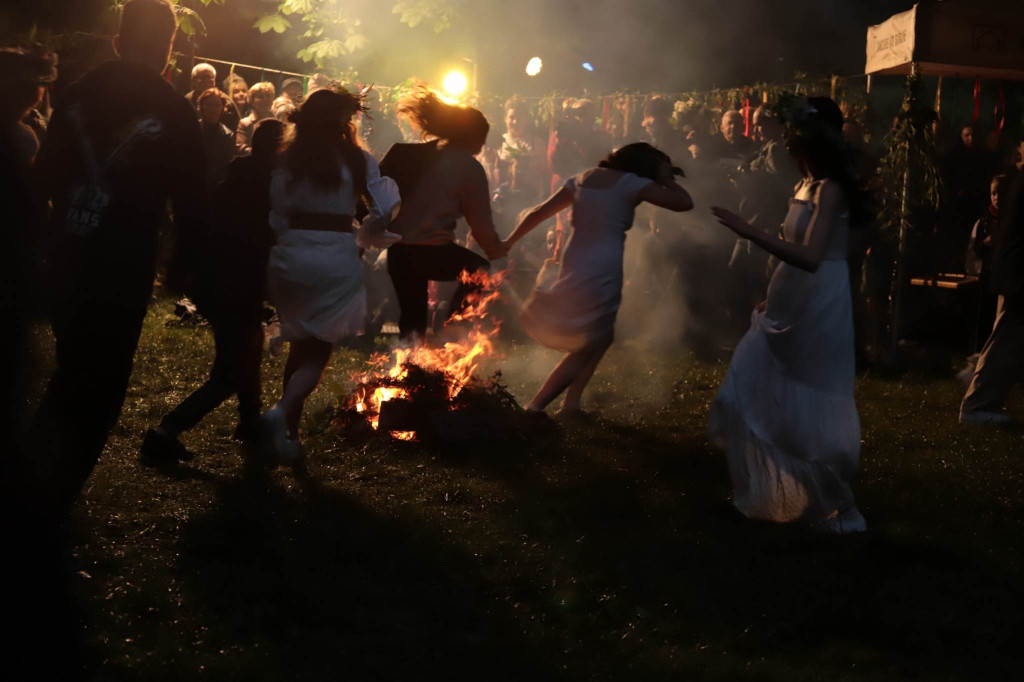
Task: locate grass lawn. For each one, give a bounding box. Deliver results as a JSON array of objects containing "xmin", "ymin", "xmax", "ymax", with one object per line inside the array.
[{"xmin": 45, "ymin": 298, "xmax": 1023, "ymax": 681}]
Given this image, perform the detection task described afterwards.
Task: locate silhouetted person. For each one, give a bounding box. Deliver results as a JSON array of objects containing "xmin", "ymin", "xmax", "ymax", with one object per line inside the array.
[
  {"xmin": 197, "ymin": 87, "xmax": 236, "ymax": 188},
  {"xmin": 381, "ymin": 84, "xmax": 507, "ymax": 340},
  {"xmin": 32, "ymin": 0, "xmax": 208, "ymax": 515},
  {"xmin": 141, "ymin": 119, "xmax": 284, "ymax": 462},
  {"xmin": 960, "ymin": 171, "xmax": 1024, "ymax": 425}
]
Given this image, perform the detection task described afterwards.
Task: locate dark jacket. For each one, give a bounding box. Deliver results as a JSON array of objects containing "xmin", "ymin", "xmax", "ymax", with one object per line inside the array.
[
  {"xmin": 35, "ymin": 59, "xmax": 209, "ymax": 307},
  {"xmin": 190, "ymin": 154, "xmax": 275, "ymax": 319},
  {"xmin": 992, "ymin": 171, "xmax": 1024, "ymax": 299}
]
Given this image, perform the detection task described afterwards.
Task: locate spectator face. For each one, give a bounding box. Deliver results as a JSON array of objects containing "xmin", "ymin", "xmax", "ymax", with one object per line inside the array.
[
  {"xmin": 231, "ymin": 88, "xmax": 248, "ymax": 109},
  {"xmin": 961, "ymin": 126, "xmax": 974, "ymax": 148},
  {"xmin": 199, "ymin": 95, "xmax": 224, "ymax": 125},
  {"xmin": 251, "ymin": 90, "xmax": 274, "ymax": 117},
  {"xmin": 192, "ymin": 67, "xmax": 215, "ymax": 94},
  {"xmin": 721, "ymin": 112, "xmax": 742, "ymax": 144},
  {"xmin": 283, "ymin": 83, "xmax": 303, "ymax": 101},
  {"xmin": 752, "ymin": 110, "xmax": 769, "ymax": 143},
  {"xmin": 991, "ymin": 179, "xmax": 1002, "ymax": 211},
  {"xmin": 505, "ymin": 107, "xmax": 527, "ymax": 139}
]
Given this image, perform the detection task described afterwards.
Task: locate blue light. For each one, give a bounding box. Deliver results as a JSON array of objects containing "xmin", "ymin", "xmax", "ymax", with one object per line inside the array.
[{"xmin": 581, "ymin": 62, "xmax": 594, "ymax": 72}]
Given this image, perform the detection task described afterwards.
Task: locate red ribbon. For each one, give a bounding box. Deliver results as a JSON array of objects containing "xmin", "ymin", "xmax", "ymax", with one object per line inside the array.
[
  {"xmin": 972, "ymin": 79, "xmax": 981, "ymax": 122},
  {"xmin": 742, "ymin": 97, "xmax": 751, "ymax": 137}
]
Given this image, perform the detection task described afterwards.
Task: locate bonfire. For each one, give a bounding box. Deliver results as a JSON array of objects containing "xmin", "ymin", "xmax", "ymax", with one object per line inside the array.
[{"xmin": 339, "ymin": 270, "xmax": 525, "ymax": 443}]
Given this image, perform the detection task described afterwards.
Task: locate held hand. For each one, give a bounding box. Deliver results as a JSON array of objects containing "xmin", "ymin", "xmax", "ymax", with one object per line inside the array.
[{"xmin": 711, "ymin": 206, "xmax": 754, "ymax": 238}]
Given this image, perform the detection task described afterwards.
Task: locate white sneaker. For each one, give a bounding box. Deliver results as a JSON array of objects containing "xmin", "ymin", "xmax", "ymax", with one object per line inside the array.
[{"xmin": 959, "ymin": 410, "xmax": 1011, "ymax": 426}]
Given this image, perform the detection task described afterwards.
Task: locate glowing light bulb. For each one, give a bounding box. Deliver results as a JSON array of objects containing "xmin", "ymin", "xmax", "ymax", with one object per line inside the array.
[
  {"xmin": 442, "ymin": 70, "xmax": 468, "ymax": 97},
  {"xmin": 581, "ymin": 62, "xmax": 594, "ymax": 72},
  {"xmin": 525, "ymin": 57, "xmax": 543, "ymax": 77}
]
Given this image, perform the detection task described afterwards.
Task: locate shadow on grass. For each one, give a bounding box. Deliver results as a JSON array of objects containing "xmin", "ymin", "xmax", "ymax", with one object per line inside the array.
[
  {"xmin": 160, "ymin": 464, "xmax": 554, "ymax": 681},
  {"xmin": 102, "ymin": 409, "xmax": 1022, "ymax": 681}
]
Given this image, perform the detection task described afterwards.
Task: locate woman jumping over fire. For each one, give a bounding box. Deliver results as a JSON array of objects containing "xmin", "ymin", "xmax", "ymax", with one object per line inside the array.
[
  {"xmin": 503, "ymin": 143, "xmax": 693, "ymax": 418},
  {"xmin": 380, "ymin": 84, "xmax": 507, "ymax": 342}
]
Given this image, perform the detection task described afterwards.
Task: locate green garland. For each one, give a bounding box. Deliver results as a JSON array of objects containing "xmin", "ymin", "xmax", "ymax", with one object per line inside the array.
[{"xmin": 876, "ymin": 65, "xmax": 943, "ymax": 241}]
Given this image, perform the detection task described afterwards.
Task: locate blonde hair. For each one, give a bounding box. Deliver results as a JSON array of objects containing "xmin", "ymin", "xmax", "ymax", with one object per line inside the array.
[{"xmin": 248, "ymin": 81, "xmax": 275, "ymax": 100}]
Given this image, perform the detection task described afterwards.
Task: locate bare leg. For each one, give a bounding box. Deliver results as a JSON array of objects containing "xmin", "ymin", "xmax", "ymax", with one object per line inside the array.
[
  {"xmin": 279, "ymin": 338, "xmax": 333, "ymax": 439},
  {"xmin": 560, "ymin": 338, "xmax": 612, "ymax": 412},
  {"xmin": 527, "ymin": 336, "xmax": 612, "ymax": 412}
]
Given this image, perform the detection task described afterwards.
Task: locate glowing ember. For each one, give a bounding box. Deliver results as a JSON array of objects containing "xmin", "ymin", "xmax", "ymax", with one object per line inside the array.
[{"xmin": 348, "ymin": 269, "xmax": 507, "ymax": 440}]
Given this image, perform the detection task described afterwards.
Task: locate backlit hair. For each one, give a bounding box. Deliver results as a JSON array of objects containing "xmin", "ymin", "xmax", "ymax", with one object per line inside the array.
[
  {"xmin": 248, "ymin": 81, "xmax": 275, "ymax": 101},
  {"xmin": 196, "ymin": 88, "xmax": 230, "ymax": 111},
  {"xmin": 397, "ymin": 82, "xmax": 489, "ymax": 149}
]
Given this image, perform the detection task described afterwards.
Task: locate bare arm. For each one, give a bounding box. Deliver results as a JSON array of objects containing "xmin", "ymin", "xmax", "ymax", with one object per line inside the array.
[
  {"xmin": 458, "ymin": 159, "xmax": 506, "ymax": 260},
  {"xmin": 637, "ymin": 179, "xmax": 694, "ymax": 212},
  {"xmin": 503, "ymin": 186, "xmax": 574, "ymax": 249},
  {"xmin": 711, "ymin": 180, "xmax": 843, "ymax": 273}
]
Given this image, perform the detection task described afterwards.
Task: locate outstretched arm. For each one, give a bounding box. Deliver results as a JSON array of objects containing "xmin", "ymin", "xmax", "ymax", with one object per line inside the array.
[
  {"xmin": 503, "ymin": 185, "xmax": 574, "ymax": 249},
  {"xmin": 711, "ymin": 180, "xmax": 842, "ymax": 273},
  {"xmin": 459, "ymin": 160, "xmax": 507, "ymax": 260}
]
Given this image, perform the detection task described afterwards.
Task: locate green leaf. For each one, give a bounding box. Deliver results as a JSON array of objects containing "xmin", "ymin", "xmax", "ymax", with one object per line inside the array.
[
  {"xmin": 174, "ymin": 7, "xmax": 208, "ymax": 38},
  {"xmin": 344, "ymin": 34, "xmax": 369, "ymax": 52},
  {"xmin": 281, "ymin": 0, "xmax": 315, "ymax": 16},
  {"xmin": 253, "ymin": 14, "xmax": 291, "ymax": 34}
]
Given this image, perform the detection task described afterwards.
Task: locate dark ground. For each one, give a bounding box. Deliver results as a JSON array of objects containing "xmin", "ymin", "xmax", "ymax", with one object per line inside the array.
[{"xmin": 19, "ymin": 298, "xmax": 1024, "ymax": 681}]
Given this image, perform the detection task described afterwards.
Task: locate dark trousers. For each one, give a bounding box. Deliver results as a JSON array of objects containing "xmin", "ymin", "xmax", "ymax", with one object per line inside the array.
[
  {"xmin": 160, "ymin": 312, "xmax": 264, "ymax": 437},
  {"xmin": 386, "ymin": 242, "xmax": 490, "ymax": 339},
  {"xmin": 33, "ymin": 302, "xmax": 148, "ymax": 512}
]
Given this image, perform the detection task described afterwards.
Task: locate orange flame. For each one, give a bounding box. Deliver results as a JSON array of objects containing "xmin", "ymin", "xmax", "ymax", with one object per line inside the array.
[{"xmin": 348, "ymin": 269, "xmax": 507, "ymax": 440}]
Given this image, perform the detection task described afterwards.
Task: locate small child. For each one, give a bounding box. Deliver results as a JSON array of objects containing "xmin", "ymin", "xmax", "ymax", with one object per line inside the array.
[
  {"xmin": 503, "ymin": 143, "xmax": 693, "ymax": 417},
  {"xmin": 966, "ymin": 174, "xmax": 1007, "ymax": 351}
]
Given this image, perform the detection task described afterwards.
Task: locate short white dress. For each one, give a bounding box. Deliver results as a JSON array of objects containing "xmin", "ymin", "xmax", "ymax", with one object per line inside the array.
[
  {"xmin": 520, "ymin": 170, "xmax": 653, "ymax": 352},
  {"xmin": 267, "ymin": 150, "xmax": 399, "ymax": 343},
  {"xmin": 708, "ymin": 178, "xmax": 861, "ymax": 523}
]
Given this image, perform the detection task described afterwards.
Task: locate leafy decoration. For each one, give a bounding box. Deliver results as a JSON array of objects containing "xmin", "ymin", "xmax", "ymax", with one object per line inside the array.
[{"xmin": 876, "ymin": 64, "xmax": 943, "ymax": 242}]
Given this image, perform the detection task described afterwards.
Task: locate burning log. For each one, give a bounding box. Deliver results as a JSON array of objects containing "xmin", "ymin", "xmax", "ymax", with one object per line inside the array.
[{"xmin": 335, "ymin": 269, "xmax": 536, "ymax": 444}]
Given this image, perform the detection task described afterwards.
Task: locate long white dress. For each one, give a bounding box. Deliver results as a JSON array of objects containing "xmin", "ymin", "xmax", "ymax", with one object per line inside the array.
[
  {"xmin": 267, "ymin": 150, "xmax": 399, "ymax": 343},
  {"xmin": 708, "ymin": 178, "xmax": 861, "ymax": 523},
  {"xmin": 520, "ymin": 170, "xmax": 653, "ymax": 352}
]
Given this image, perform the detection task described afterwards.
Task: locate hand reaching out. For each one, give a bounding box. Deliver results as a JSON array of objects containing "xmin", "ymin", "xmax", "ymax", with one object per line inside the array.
[{"xmin": 711, "ymin": 206, "xmax": 755, "ymax": 239}]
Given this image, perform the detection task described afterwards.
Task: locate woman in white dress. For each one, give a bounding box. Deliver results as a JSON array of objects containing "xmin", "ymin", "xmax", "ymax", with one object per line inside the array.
[
  {"xmin": 262, "ymin": 89, "xmax": 399, "ymax": 458},
  {"xmin": 503, "ymin": 143, "xmax": 693, "ymax": 416},
  {"xmin": 708, "ymin": 97, "xmax": 867, "ymax": 533}
]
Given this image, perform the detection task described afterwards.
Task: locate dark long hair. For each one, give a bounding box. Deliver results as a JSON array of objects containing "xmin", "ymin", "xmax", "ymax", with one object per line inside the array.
[
  {"xmin": 783, "ymin": 96, "xmax": 871, "ymax": 225},
  {"xmin": 598, "ymin": 142, "xmax": 683, "ymax": 182},
  {"xmin": 281, "ymin": 88, "xmax": 367, "ymax": 201},
  {"xmin": 397, "ymin": 83, "xmax": 489, "ymax": 150}
]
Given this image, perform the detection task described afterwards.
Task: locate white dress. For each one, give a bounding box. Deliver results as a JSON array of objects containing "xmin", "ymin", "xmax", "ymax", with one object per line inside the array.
[
  {"xmin": 708, "ymin": 178, "xmax": 861, "ymax": 523},
  {"xmin": 520, "ymin": 170, "xmax": 653, "ymax": 352},
  {"xmin": 267, "ymin": 150, "xmax": 399, "ymax": 343}
]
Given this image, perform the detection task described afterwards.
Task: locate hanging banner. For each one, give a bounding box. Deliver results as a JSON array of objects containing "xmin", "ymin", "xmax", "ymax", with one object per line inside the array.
[
  {"xmin": 865, "ymin": 5, "xmax": 917, "ymax": 75},
  {"xmin": 866, "ymin": 0, "xmax": 1024, "ymax": 81}
]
